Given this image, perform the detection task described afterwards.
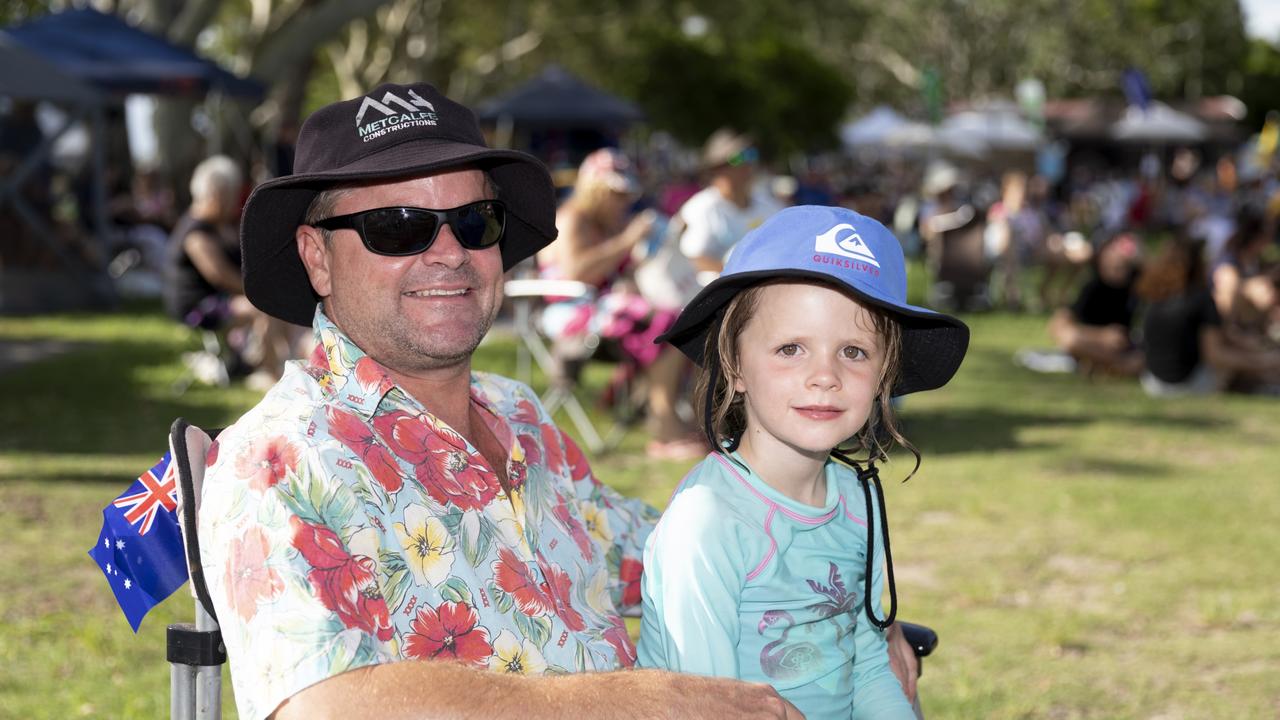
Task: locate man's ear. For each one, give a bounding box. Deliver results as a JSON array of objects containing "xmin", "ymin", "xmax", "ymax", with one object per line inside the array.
[{"xmin": 296, "ymin": 226, "xmax": 333, "ymax": 299}]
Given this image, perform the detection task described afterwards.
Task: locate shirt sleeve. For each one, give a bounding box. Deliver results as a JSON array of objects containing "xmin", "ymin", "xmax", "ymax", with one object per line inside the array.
[
  {"xmin": 850, "ymin": 495, "xmax": 916, "ymax": 720},
  {"xmin": 679, "ymin": 198, "xmax": 725, "ymax": 261},
  {"xmin": 637, "ymin": 484, "xmax": 746, "ymax": 678},
  {"xmin": 200, "ymin": 431, "xmax": 394, "ymax": 720},
  {"xmin": 559, "ymin": 429, "xmax": 660, "ymax": 610}
]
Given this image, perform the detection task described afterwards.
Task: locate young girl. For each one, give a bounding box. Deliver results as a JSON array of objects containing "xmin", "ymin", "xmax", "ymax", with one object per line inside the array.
[{"xmin": 637, "ymin": 205, "xmax": 969, "ymax": 719}]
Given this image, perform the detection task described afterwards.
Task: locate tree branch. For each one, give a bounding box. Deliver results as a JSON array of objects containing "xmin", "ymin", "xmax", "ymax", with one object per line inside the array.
[{"xmin": 250, "ymin": 0, "xmax": 393, "ymax": 81}]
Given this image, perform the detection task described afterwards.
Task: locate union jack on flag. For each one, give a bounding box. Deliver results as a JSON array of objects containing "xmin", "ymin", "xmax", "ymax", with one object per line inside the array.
[
  {"xmin": 112, "ymin": 455, "xmax": 179, "ymax": 535},
  {"xmin": 90, "ymin": 450, "xmax": 189, "ymax": 631}
]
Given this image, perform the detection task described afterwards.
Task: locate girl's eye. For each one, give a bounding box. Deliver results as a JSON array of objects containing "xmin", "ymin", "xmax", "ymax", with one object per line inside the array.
[
  {"xmin": 777, "ymin": 344, "xmax": 800, "ymax": 357},
  {"xmin": 842, "ymin": 345, "xmax": 868, "ymax": 360}
]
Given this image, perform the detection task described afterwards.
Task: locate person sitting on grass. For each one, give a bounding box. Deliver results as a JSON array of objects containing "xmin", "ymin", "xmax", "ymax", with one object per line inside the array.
[
  {"xmin": 639, "ymin": 206, "xmax": 970, "ymax": 719},
  {"xmin": 1136, "ymin": 236, "xmax": 1280, "ymax": 397},
  {"xmin": 1047, "ymin": 231, "xmax": 1145, "ymax": 376}
]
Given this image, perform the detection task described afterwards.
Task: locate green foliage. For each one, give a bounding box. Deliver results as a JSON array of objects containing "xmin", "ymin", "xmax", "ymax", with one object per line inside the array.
[
  {"xmin": 614, "ymin": 24, "xmax": 852, "ymax": 157},
  {"xmin": 1242, "ymin": 38, "xmax": 1280, "ymax": 130}
]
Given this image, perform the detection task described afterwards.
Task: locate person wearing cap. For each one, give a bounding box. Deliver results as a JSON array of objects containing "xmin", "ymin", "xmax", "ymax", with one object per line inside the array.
[
  {"xmin": 197, "ymin": 82, "xmax": 805, "ymax": 720},
  {"xmin": 637, "ymin": 206, "xmax": 969, "ymax": 719},
  {"xmin": 674, "ymin": 128, "xmax": 783, "ymax": 274},
  {"xmin": 537, "ymin": 148, "xmax": 701, "ymax": 459}
]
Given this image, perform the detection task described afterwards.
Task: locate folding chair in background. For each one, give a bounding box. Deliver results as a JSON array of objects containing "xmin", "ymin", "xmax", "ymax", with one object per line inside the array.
[
  {"xmin": 504, "ymin": 277, "xmax": 637, "ymax": 454},
  {"xmin": 167, "ymin": 418, "xmax": 226, "ymax": 720}
]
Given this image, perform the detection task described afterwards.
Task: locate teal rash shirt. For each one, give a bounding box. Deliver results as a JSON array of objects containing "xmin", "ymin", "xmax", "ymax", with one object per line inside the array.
[{"xmin": 637, "ymin": 452, "xmax": 915, "ymax": 720}]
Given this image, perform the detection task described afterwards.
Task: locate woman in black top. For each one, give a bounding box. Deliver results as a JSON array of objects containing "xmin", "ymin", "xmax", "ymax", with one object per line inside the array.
[
  {"xmin": 163, "ymin": 156, "xmax": 294, "ymax": 386},
  {"xmin": 1136, "ymin": 236, "xmax": 1280, "ymax": 396},
  {"xmin": 1048, "ymin": 232, "xmax": 1144, "ymax": 375}
]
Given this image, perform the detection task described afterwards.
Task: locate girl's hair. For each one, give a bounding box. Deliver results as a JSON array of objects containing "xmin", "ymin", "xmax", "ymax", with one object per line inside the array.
[
  {"xmin": 1135, "ymin": 235, "xmax": 1206, "ymax": 303},
  {"xmin": 696, "ymin": 280, "xmax": 921, "ymax": 478}
]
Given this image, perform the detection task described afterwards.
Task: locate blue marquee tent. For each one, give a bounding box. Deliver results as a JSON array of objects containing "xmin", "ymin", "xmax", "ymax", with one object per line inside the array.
[{"xmin": 3, "ymin": 8, "xmax": 263, "ymax": 99}]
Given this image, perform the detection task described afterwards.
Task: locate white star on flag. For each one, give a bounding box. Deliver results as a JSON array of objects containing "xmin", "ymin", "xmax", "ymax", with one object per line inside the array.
[
  {"xmin": 104, "ymin": 537, "xmax": 110, "ymax": 549},
  {"xmin": 124, "ymin": 579, "xmax": 132, "ymax": 590},
  {"xmin": 116, "ymin": 539, "xmax": 125, "ymax": 550},
  {"xmin": 106, "ymin": 563, "xmax": 112, "ymax": 575}
]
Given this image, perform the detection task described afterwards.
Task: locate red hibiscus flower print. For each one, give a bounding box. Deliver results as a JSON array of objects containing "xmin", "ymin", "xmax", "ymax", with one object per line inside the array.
[
  {"xmin": 506, "ymin": 457, "xmax": 527, "ymax": 491},
  {"xmin": 551, "ymin": 493, "xmax": 593, "ymax": 563},
  {"xmin": 516, "ymin": 432, "xmax": 542, "ymax": 468},
  {"xmin": 602, "ymin": 615, "xmax": 637, "ymax": 668},
  {"xmin": 562, "ymin": 433, "xmax": 598, "ymax": 487},
  {"xmin": 234, "ymin": 435, "xmax": 301, "ymax": 491},
  {"xmin": 224, "ymin": 527, "xmax": 284, "ymax": 621},
  {"xmin": 539, "ymin": 425, "xmax": 566, "ymax": 476},
  {"xmin": 512, "ymin": 398, "xmax": 541, "ymax": 425},
  {"xmin": 536, "ymin": 554, "xmax": 585, "ymax": 632},
  {"xmin": 618, "ymin": 557, "xmax": 643, "ymax": 608},
  {"xmin": 493, "ymin": 548, "xmax": 550, "ymax": 616},
  {"xmin": 372, "ymin": 410, "xmax": 432, "ymax": 465},
  {"xmin": 326, "ymin": 407, "xmax": 403, "ymax": 494},
  {"xmin": 415, "ymin": 448, "xmax": 497, "ymax": 512},
  {"xmin": 290, "ymin": 517, "xmax": 394, "ymax": 641},
  {"xmin": 353, "ymin": 356, "xmax": 394, "ymax": 396},
  {"xmin": 404, "ymin": 601, "xmax": 492, "ymax": 667}
]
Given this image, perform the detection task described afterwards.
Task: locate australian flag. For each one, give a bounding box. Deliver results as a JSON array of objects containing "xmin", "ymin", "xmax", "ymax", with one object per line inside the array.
[{"xmin": 89, "ymin": 453, "xmax": 189, "ymax": 632}]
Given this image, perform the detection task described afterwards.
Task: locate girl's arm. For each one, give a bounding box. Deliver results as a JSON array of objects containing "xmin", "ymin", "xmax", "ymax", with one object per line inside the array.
[
  {"xmin": 850, "ymin": 500, "xmax": 916, "ymax": 720},
  {"xmin": 639, "ymin": 484, "xmax": 748, "ymax": 677}
]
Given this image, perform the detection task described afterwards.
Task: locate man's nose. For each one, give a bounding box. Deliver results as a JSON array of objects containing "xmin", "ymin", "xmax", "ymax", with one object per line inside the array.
[{"xmin": 419, "ymin": 222, "xmax": 469, "ymax": 268}]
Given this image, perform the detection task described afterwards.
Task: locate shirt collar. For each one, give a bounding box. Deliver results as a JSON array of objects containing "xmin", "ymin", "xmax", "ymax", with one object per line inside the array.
[
  {"xmin": 307, "ymin": 305, "xmax": 505, "ymax": 425},
  {"xmin": 308, "ymin": 305, "xmax": 401, "ymax": 420}
]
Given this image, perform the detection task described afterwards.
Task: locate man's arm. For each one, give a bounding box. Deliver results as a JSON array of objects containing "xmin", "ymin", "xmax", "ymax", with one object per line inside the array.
[{"xmin": 274, "ymin": 661, "xmax": 804, "ymax": 720}]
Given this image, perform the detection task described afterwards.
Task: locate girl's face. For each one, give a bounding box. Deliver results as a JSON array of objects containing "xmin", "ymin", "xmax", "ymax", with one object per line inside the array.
[{"xmin": 733, "ymin": 282, "xmax": 886, "ymax": 460}]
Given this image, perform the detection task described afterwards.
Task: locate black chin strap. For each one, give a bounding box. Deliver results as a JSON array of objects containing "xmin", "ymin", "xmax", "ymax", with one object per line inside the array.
[{"xmin": 833, "ymin": 450, "xmax": 897, "ymax": 630}]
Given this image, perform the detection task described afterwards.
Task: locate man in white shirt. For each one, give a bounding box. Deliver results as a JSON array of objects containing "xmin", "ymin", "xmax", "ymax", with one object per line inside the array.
[{"xmin": 676, "ymin": 129, "xmax": 783, "ymax": 274}]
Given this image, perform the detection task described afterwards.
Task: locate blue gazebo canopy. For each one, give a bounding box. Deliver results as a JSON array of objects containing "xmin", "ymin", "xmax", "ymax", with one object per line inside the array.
[
  {"xmin": 3, "ymin": 8, "xmax": 263, "ymax": 99},
  {"xmin": 477, "ymin": 65, "xmax": 643, "ymax": 128}
]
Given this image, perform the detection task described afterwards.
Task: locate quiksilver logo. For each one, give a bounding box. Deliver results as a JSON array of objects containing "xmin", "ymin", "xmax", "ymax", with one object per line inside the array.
[
  {"xmin": 355, "ymin": 89, "xmax": 438, "ymax": 142},
  {"xmin": 814, "ymin": 223, "xmax": 880, "ymax": 267}
]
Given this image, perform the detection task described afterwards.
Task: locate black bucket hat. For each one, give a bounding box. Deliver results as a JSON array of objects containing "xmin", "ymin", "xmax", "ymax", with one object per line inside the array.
[{"xmin": 240, "ymin": 82, "xmax": 557, "ymax": 326}]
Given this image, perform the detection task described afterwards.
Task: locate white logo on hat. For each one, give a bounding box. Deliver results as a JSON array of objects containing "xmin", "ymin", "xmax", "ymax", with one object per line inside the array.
[
  {"xmin": 814, "ymin": 223, "xmax": 880, "ymax": 267},
  {"xmin": 355, "ymin": 89, "xmax": 436, "ymax": 126},
  {"xmin": 355, "ymin": 89, "xmax": 439, "ymax": 142}
]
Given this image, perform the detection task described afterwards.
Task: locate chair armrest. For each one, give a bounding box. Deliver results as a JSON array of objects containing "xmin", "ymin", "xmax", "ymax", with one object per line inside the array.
[
  {"xmin": 504, "ymin": 278, "xmax": 596, "ymax": 300},
  {"xmin": 899, "ymin": 621, "xmax": 938, "ymax": 659}
]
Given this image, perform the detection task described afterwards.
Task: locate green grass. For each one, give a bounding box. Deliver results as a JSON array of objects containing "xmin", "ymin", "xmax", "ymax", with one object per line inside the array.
[{"xmin": 2, "ymin": 303, "xmax": 1279, "ymax": 719}]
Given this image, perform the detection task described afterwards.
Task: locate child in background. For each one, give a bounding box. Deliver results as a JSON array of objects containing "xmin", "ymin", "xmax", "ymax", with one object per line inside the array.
[{"xmin": 638, "ymin": 206, "xmax": 969, "ymax": 719}]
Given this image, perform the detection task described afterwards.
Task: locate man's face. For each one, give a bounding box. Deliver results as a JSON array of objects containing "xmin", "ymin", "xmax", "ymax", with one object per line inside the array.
[{"xmin": 296, "ymin": 169, "xmax": 504, "ymax": 374}]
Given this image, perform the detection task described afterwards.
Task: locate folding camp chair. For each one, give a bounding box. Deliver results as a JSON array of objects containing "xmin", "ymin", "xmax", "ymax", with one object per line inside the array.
[
  {"xmin": 504, "ymin": 277, "xmax": 637, "ymax": 454},
  {"xmin": 167, "ymin": 418, "xmax": 225, "ymax": 720},
  {"xmin": 172, "ymin": 330, "xmax": 231, "ymax": 394}
]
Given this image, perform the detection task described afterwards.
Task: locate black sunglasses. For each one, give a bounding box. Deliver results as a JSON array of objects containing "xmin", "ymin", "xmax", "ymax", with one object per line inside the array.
[{"xmin": 313, "ymin": 199, "xmax": 506, "ymax": 256}]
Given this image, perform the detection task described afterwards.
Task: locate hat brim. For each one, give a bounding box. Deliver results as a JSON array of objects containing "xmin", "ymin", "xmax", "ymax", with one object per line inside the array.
[
  {"xmin": 241, "ymin": 139, "xmax": 557, "ymax": 326},
  {"xmin": 655, "ymin": 270, "xmax": 970, "ymax": 396}
]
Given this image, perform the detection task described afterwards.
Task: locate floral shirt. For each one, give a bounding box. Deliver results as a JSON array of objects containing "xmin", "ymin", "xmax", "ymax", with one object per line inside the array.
[{"xmin": 199, "ymin": 309, "xmax": 659, "ymax": 720}]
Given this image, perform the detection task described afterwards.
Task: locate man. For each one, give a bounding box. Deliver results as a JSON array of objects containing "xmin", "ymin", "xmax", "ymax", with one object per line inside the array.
[
  {"xmin": 202, "ymin": 82, "xmax": 915, "ymax": 719},
  {"xmin": 674, "ymin": 128, "xmax": 782, "ymax": 274}
]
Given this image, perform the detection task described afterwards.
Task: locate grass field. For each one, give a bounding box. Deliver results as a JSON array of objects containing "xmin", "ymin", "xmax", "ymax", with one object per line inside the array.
[{"xmin": 2, "ymin": 302, "xmax": 1278, "ymax": 719}]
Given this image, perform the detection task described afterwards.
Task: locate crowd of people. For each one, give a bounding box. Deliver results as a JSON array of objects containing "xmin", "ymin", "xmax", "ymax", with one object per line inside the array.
[{"xmin": 541, "ymin": 137, "xmax": 1280, "ymax": 400}]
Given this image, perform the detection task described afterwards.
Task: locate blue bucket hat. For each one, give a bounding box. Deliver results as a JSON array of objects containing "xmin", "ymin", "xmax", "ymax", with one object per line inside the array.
[{"xmin": 657, "ymin": 205, "xmax": 969, "ymax": 396}]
